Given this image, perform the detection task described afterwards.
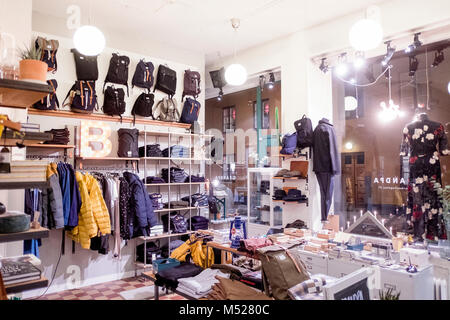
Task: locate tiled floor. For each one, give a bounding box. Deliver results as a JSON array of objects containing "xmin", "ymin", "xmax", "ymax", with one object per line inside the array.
[{"xmin": 35, "ymin": 276, "xmax": 186, "ymax": 300}]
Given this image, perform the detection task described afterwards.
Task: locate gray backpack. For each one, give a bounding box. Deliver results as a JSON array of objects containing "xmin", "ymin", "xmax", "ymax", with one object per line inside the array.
[{"xmin": 152, "ymin": 97, "xmax": 180, "ymax": 122}]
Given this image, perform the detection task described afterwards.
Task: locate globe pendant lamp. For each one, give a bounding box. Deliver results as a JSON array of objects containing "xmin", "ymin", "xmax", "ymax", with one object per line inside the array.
[
  {"xmin": 349, "ymin": 6, "xmax": 383, "ymax": 52},
  {"xmin": 73, "ymin": 25, "xmax": 105, "ymax": 56},
  {"xmin": 225, "ymin": 18, "xmax": 247, "ymax": 86}
]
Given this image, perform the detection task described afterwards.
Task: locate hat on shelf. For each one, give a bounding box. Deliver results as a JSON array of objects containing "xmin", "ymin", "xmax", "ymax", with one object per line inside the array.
[
  {"xmin": 275, "ymin": 169, "xmax": 290, "ymax": 177},
  {"xmin": 283, "ymin": 189, "xmax": 307, "ymax": 202},
  {"xmin": 283, "ymin": 170, "xmax": 302, "ymax": 178},
  {"xmin": 273, "ymin": 189, "xmax": 287, "ymax": 200}
]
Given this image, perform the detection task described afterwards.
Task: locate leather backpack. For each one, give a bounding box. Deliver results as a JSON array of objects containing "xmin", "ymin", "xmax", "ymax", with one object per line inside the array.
[
  {"xmin": 62, "ymin": 80, "xmax": 98, "ymax": 114},
  {"xmin": 131, "ymin": 93, "xmax": 155, "ymax": 124},
  {"xmin": 132, "ymin": 60, "xmax": 154, "ymax": 91},
  {"xmin": 182, "ymin": 69, "xmax": 201, "ymax": 101},
  {"xmin": 104, "ymin": 53, "xmax": 130, "ymax": 95},
  {"xmin": 154, "ymin": 64, "xmax": 177, "ymax": 97},
  {"xmin": 33, "ymin": 79, "xmax": 59, "ymax": 110},
  {"xmin": 153, "ymin": 97, "xmax": 180, "ymax": 122},
  {"xmin": 294, "ymin": 115, "xmax": 313, "ymax": 149},
  {"xmin": 71, "ymin": 48, "xmax": 99, "ymax": 81},
  {"xmin": 180, "ymin": 98, "xmax": 200, "ymax": 125},
  {"xmin": 117, "ymin": 128, "xmax": 139, "ymax": 158},
  {"xmin": 103, "ymin": 86, "xmax": 126, "ymax": 121},
  {"xmin": 35, "ymin": 37, "xmax": 59, "ymax": 72}
]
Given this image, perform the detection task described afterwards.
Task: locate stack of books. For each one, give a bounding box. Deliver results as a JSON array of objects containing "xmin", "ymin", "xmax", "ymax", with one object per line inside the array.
[{"xmin": 0, "ymin": 255, "xmax": 42, "ymax": 286}]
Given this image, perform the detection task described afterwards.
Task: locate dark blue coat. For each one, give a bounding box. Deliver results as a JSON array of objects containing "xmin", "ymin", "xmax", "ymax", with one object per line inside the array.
[
  {"xmin": 66, "ymin": 164, "xmax": 81, "ymax": 229},
  {"xmin": 123, "ymin": 172, "xmax": 157, "ymax": 238},
  {"xmin": 312, "ymin": 118, "xmax": 341, "ymax": 175}
]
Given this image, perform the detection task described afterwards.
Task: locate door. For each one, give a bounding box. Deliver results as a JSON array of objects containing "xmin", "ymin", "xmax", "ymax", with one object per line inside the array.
[{"xmin": 342, "ymin": 152, "xmax": 366, "ymax": 210}]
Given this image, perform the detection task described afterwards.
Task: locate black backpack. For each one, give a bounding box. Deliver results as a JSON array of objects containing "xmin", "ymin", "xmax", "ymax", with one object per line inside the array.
[
  {"xmin": 103, "ymin": 86, "xmax": 126, "ymax": 121},
  {"xmin": 131, "ymin": 93, "xmax": 155, "ymax": 124},
  {"xmin": 35, "ymin": 37, "xmax": 59, "ymax": 73},
  {"xmin": 62, "ymin": 80, "xmax": 98, "ymax": 114},
  {"xmin": 154, "ymin": 64, "xmax": 177, "ymax": 97},
  {"xmin": 33, "ymin": 79, "xmax": 59, "ymax": 110},
  {"xmin": 182, "ymin": 69, "xmax": 201, "ymax": 101},
  {"xmin": 294, "ymin": 115, "xmax": 313, "ymax": 149},
  {"xmin": 132, "ymin": 60, "xmax": 154, "ymax": 91},
  {"xmin": 104, "ymin": 53, "xmax": 130, "ymax": 95},
  {"xmin": 71, "ymin": 48, "xmax": 99, "ymax": 81},
  {"xmin": 117, "ymin": 128, "xmax": 139, "ymax": 158},
  {"xmin": 180, "ymin": 97, "xmax": 200, "ymax": 125}
]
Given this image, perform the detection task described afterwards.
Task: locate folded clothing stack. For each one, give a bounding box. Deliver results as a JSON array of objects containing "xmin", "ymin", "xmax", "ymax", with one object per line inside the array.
[
  {"xmin": 162, "ymin": 167, "xmax": 188, "ymax": 183},
  {"xmin": 163, "ymin": 201, "xmax": 189, "ymax": 209},
  {"xmin": 239, "ymin": 238, "xmax": 273, "ymax": 255},
  {"xmin": 44, "ymin": 128, "xmax": 70, "ymax": 145},
  {"xmin": 150, "ymin": 224, "xmax": 164, "ymax": 236},
  {"xmin": 155, "ymin": 262, "xmax": 204, "ymax": 291},
  {"xmin": 149, "ymin": 193, "xmax": 164, "ymax": 210},
  {"xmin": 188, "ymin": 216, "xmax": 209, "ymax": 231},
  {"xmin": 189, "ymin": 175, "xmax": 205, "ymax": 183},
  {"xmin": 162, "ymin": 145, "xmax": 190, "ymax": 158},
  {"xmin": 181, "ymin": 193, "xmax": 208, "ymax": 207},
  {"xmin": 139, "ymin": 144, "xmax": 163, "ymax": 157},
  {"xmin": 144, "ymin": 176, "xmax": 166, "ymax": 184},
  {"xmin": 206, "ymin": 276, "xmax": 272, "ymax": 300},
  {"xmin": 177, "ymin": 269, "xmax": 230, "ymax": 299}
]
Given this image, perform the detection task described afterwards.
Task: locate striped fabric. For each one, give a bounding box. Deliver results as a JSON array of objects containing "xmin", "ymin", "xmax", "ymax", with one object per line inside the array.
[{"xmin": 288, "ymin": 275, "xmax": 331, "ymax": 300}]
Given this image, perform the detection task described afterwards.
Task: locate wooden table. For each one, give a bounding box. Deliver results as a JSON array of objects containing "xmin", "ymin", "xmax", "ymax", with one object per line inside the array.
[{"xmin": 206, "ymin": 242, "xmax": 259, "ymax": 265}]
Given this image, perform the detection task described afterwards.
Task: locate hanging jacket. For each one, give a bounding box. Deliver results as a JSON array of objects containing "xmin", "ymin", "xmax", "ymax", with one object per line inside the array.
[
  {"xmin": 69, "ymin": 172, "xmax": 111, "ymax": 249},
  {"xmin": 40, "ymin": 163, "xmax": 64, "ymax": 229},
  {"xmin": 119, "ymin": 177, "xmax": 131, "ymax": 240},
  {"xmin": 123, "ymin": 172, "xmax": 157, "ymax": 238},
  {"xmin": 57, "ymin": 162, "xmax": 71, "ymax": 226},
  {"xmin": 312, "ymin": 118, "xmax": 341, "ymax": 175},
  {"xmin": 66, "ymin": 164, "xmax": 81, "ymax": 229}
]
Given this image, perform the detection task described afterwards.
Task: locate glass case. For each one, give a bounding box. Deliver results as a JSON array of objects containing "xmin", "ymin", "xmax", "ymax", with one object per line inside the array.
[{"xmin": 247, "ymin": 167, "xmax": 282, "ymax": 236}]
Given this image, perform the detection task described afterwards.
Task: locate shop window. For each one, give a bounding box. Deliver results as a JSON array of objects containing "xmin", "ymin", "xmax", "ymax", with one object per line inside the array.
[{"xmin": 223, "ymin": 106, "xmax": 236, "ymax": 133}]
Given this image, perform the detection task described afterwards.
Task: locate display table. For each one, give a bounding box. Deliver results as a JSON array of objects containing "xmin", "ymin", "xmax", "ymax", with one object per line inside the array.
[
  {"xmin": 141, "ymin": 271, "xmax": 198, "ymax": 301},
  {"xmin": 206, "ymin": 241, "xmax": 259, "ymax": 264}
]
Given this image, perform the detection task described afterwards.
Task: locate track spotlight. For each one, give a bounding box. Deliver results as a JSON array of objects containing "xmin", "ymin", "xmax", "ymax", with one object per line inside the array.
[
  {"xmin": 405, "ymin": 33, "xmax": 422, "ymax": 54},
  {"xmin": 381, "ymin": 41, "xmax": 396, "ymax": 67},
  {"xmin": 319, "ymin": 58, "xmax": 329, "ymax": 73},
  {"xmin": 409, "ymin": 56, "xmax": 419, "ymax": 77},
  {"xmin": 217, "ymin": 88, "xmax": 223, "ymax": 101},
  {"xmin": 259, "ymin": 75, "xmax": 266, "ymax": 91},
  {"xmin": 431, "ymin": 50, "xmax": 444, "ymax": 68},
  {"xmin": 354, "ymin": 52, "xmax": 365, "ymax": 70},
  {"xmin": 335, "ymin": 53, "xmax": 349, "ymax": 77},
  {"xmin": 267, "ymin": 72, "xmax": 275, "ymax": 89}
]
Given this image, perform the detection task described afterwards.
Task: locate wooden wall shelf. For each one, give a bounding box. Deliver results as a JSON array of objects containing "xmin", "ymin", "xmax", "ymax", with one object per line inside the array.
[
  {"xmin": 0, "ymin": 180, "xmax": 49, "ymax": 190},
  {"xmin": 5, "ymin": 276, "xmax": 48, "ymax": 294},
  {"xmin": 0, "ymin": 79, "xmax": 52, "ymax": 109},
  {"xmin": 28, "ymin": 109, "xmax": 192, "ymax": 128},
  {"xmin": 0, "ymin": 226, "xmax": 49, "ymax": 243}
]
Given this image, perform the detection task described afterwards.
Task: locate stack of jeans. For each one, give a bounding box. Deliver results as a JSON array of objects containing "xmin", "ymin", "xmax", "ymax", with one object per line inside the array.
[
  {"xmin": 144, "ymin": 176, "xmax": 166, "ymax": 184},
  {"xmin": 162, "ymin": 145, "xmax": 190, "ymax": 158},
  {"xmin": 162, "ymin": 168, "xmax": 188, "ymax": 183},
  {"xmin": 188, "ymin": 216, "xmax": 209, "ymax": 231},
  {"xmin": 44, "ymin": 128, "xmax": 70, "ymax": 145},
  {"xmin": 182, "ymin": 193, "xmax": 209, "ymax": 207},
  {"xmin": 139, "ymin": 144, "xmax": 163, "ymax": 157},
  {"xmin": 149, "ymin": 193, "xmax": 163, "ymax": 210},
  {"xmin": 189, "ymin": 175, "xmax": 205, "ymax": 183}
]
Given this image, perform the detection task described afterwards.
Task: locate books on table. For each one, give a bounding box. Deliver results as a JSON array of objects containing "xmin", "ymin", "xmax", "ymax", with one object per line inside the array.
[{"xmin": 0, "ymin": 255, "xmax": 42, "ymax": 286}]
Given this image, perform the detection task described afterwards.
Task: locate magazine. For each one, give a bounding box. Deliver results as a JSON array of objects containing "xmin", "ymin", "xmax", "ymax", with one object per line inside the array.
[{"xmin": 0, "ymin": 255, "xmax": 42, "ymax": 282}]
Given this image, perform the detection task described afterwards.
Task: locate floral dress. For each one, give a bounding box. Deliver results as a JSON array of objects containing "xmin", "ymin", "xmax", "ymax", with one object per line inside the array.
[{"xmin": 400, "ymin": 115, "xmax": 449, "ymax": 240}]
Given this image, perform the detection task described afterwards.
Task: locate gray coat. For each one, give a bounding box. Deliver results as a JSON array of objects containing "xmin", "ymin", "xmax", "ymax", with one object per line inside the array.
[{"xmin": 40, "ymin": 173, "xmax": 64, "ymax": 229}]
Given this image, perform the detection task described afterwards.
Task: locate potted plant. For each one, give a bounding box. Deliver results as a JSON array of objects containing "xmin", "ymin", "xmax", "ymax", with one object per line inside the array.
[{"xmin": 18, "ymin": 43, "xmax": 47, "ymax": 83}]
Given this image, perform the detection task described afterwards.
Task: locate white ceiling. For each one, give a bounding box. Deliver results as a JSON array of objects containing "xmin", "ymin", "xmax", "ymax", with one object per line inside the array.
[{"xmin": 33, "ymin": 0, "xmax": 389, "ymax": 65}]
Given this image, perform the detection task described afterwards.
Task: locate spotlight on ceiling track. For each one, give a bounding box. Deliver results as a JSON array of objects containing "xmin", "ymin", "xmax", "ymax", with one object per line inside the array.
[
  {"xmin": 405, "ymin": 33, "xmax": 422, "ymax": 54},
  {"xmin": 381, "ymin": 41, "xmax": 396, "ymax": 67},
  {"xmin": 217, "ymin": 88, "xmax": 224, "ymax": 101},
  {"xmin": 409, "ymin": 56, "xmax": 419, "ymax": 77},
  {"xmin": 319, "ymin": 58, "xmax": 329, "ymax": 74},
  {"xmin": 354, "ymin": 52, "xmax": 366, "ymax": 70},
  {"xmin": 335, "ymin": 53, "xmax": 349, "ymax": 77},
  {"xmin": 259, "ymin": 75, "xmax": 266, "ymax": 91},
  {"xmin": 267, "ymin": 72, "xmax": 275, "ymax": 89},
  {"xmin": 431, "ymin": 49, "xmax": 444, "ymax": 68}
]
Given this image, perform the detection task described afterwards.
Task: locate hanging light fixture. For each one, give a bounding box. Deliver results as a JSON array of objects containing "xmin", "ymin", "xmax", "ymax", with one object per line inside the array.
[
  {"xmin": 319, "ymin": 58, "xmax": 329, "ymax": 74},
  {"xmin": 335, "ymin": 53, "xmax": 349, "ymax": 77},
  {"xmin": 381, "ymin": 41, "xmax": 396, "ymax": 67},
  {"xmin": 349, "ymin": 6, "xmax": 383, "ymax": 52},
  {"xmin": 379, "ymin": 66, "xmax": 405, "ymax": 122},
  {"xmin": 225, "ymin": 18, "xmax": 247, "ymax": 86},
  {"xmin": 73, "ymin": 0, "xmax": 105, "ymax": 56}
]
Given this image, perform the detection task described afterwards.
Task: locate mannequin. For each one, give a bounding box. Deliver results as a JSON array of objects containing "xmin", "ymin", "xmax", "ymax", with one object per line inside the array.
[
  {"xmin": 400, "ymin": 112, "xmax": 449, "ymax": 240},
  {"xmin": 312, "ymin": 118, "xmax": 340, "ymax": 221}
]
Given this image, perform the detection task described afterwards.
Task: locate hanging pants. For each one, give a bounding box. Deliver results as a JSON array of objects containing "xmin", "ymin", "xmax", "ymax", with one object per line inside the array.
[{"xmin": 316, "ymin": 172, "xmax": 334, "ymax": 221}]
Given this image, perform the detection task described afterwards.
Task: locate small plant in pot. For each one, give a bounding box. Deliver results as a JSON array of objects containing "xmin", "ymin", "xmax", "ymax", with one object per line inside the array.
[{"xmin": 18, "ymin": 44, "xmax": 47, "ymax": 83}]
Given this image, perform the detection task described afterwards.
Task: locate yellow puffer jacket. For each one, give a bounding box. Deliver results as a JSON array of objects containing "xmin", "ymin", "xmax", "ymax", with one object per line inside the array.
[
  {"xmin": 170, "ymin": 235, "xmax": 214, "ymax": 269},
  {"xmin": 69, "ymin": 172, "xmax": 111, "ymax": 249}
]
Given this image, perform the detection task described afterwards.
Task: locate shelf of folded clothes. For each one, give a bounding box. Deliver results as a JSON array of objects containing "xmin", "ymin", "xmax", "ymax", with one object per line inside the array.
[
  {"xmin": 140, "ymin": 157, "xmax": 211, "ymax": 162},
  {"xmin": 154, "ymin": 206, "xmax": 209, "ymax": 213},
  {"xmin": 5, "ymin": 276, "xmax": 49, "ymax": 294},
  {"xmin": 0, "ymin": 160, "xmax": 49, "ymax": 190},
  {"xmin": 0, "ymin": 226, "xmax": 50, "ymax": 243},
  {"xmin": 139, "ymin": 130, "xmax": 214, "ymax": 138},
  {"xmin": 0, "ymin": 130, "xmax": 53, "ymax": 147},
  {"xmin": 138, "ymin": 231, "xmax": 196, "ymax": 241},
  {"xmin": 0, "ymin": 79, "xmax": 52, "ymax": 109},
  {"xmin": 76, "ymin": 156, "xmax": 140, "ymax": 161},
  {"xmin": 145, "ymin": 182, "xmax": 207, "ymax": 187}
]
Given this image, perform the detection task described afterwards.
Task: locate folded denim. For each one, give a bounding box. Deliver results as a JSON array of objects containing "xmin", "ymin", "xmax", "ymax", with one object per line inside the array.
[
  {"xmin": 144, "ymin": 176, "xmax": 166, "ymax": 184},
  {"xmin": 139, "ymin": 144, "xmax": 163, "ymax": 157},
  {"xmin": 162, "ymin": 145, "xmax": 190, "ymax": 158},
  {"xmin": 189, "ymin": 175, "xmax": 205, "ymax": 182}
]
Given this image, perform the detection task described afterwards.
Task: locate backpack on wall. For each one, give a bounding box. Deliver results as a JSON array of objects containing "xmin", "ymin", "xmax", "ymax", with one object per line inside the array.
[
  {"xmin": 35, "ymin": 37, "xmax": 59, "ymax": 73},
  {"xmin": 180, "ymin": 97, "xmax": 200, "ymax": 125},
  {"xmin": 62, "ymin": 80, "xmax": 98, "ymax": 114},
  {"xmin": 182, "ymin": 69, "xmax": 201, "ymax": 101},
  {"xmin": 103, "ymin": 86, "xmax": 126, "ymax": 121},
  {"xmin": 71, "ymin": 48, "xmax": 99, "ymax": 81},
  {"xmin": 33, "ymin": 79, "xmax": 59, "ymax": 110},
  {"xmin": 117, "ymin": 128, "xmax": 139, "ymax": 158},
  {"xmin": 280, "ymin": 132, "xmax": 297, "ymax": 155},
  {"xmin": 104, "ymin": 53, "xmax": 130, "ymax": 95},
  {"xmin": 153, "ymin": 97, "xmax": 180, "ymax": 122},
  {"xmin": 294, "ymin": 115, "xmax": 313, "ymax": 149},
  {"xmin": 131, "ymin": 93, "xmax": 155, "ymax": 124},
  {"xmin": 154, "ymin": 64, "xmax": 177, "ymax": 97},
  {"xmin": 132, "ymin": 60, "xmax": 154, "ymax": 91}
]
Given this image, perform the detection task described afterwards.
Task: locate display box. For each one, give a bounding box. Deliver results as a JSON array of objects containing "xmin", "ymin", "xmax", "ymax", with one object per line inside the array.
[{"xmin": 152, "ymin": 258, "xmax": 180, "ymax": 273}]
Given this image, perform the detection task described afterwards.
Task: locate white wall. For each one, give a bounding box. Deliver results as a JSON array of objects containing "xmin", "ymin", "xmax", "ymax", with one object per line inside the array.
[{"xmin": 206, "ymin": 0, "xmax": 450, "ymax": 232}]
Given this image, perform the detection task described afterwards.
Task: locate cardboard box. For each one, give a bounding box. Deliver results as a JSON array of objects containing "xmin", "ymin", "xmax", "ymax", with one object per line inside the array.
[
  {"xmin": 310, "ymin": 237, "xmax": 328, "ymax": 245},
  {"xmin": 323, "ymin": 215, "xmax": 340, "ymax": 233},
  {"xmin": 317, "ymin": 230, "xmax": 335, "ymax": 240},
  {"xmin": 399, "ymin": 248, "xmax": 430, "ymax": 268}
]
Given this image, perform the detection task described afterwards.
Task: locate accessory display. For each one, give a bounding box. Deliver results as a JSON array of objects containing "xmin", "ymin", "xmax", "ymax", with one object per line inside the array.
[
  {"xmin": 180, "ymin": 97, "xmax": 201, "ymax": 125},
  {"xmin": 117, "ymin": 128, "xmax": 139, "ymax": 158},
  {"xmin": 103, "ymin": 86, "xmax": 126, "ymax": 121},
  {"xmin": 182, "ymin": 69, "xmax": 201, "ymax": 100},
  {"xmin": 71, "ymin": 48, "xmax": 99, "ymax": 81},
  {"xmin": 154, "ymin": 64, "xmax": 177, "ymax": 97},
  {"xmin": 103, "ymin": 53, "xmax": 130, "ymax": 95},
  {"xmin": 35, "ymin": 37, "xmax": 59, "ymax": 72},
  {"xmin": 63, "ymin": 80, "xmax": 98, "ymax": 114},
  {"xmin": 131, "ymin": 93, "xmax": 155, "ymax": 124},
  {"xmin": 294, "ymin": 115, "xmax": 313, "ymax": 149},
  {"xmin": 153, "ymin": 97, "xmax": 180, "ymax": 122},
  {"xmin": 32, "ymin": 79, "xmax": 59, "ymax": 111},
  {"xmin": 132, "ymin": 59, "xmax": 154, "ymax": 91}
]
